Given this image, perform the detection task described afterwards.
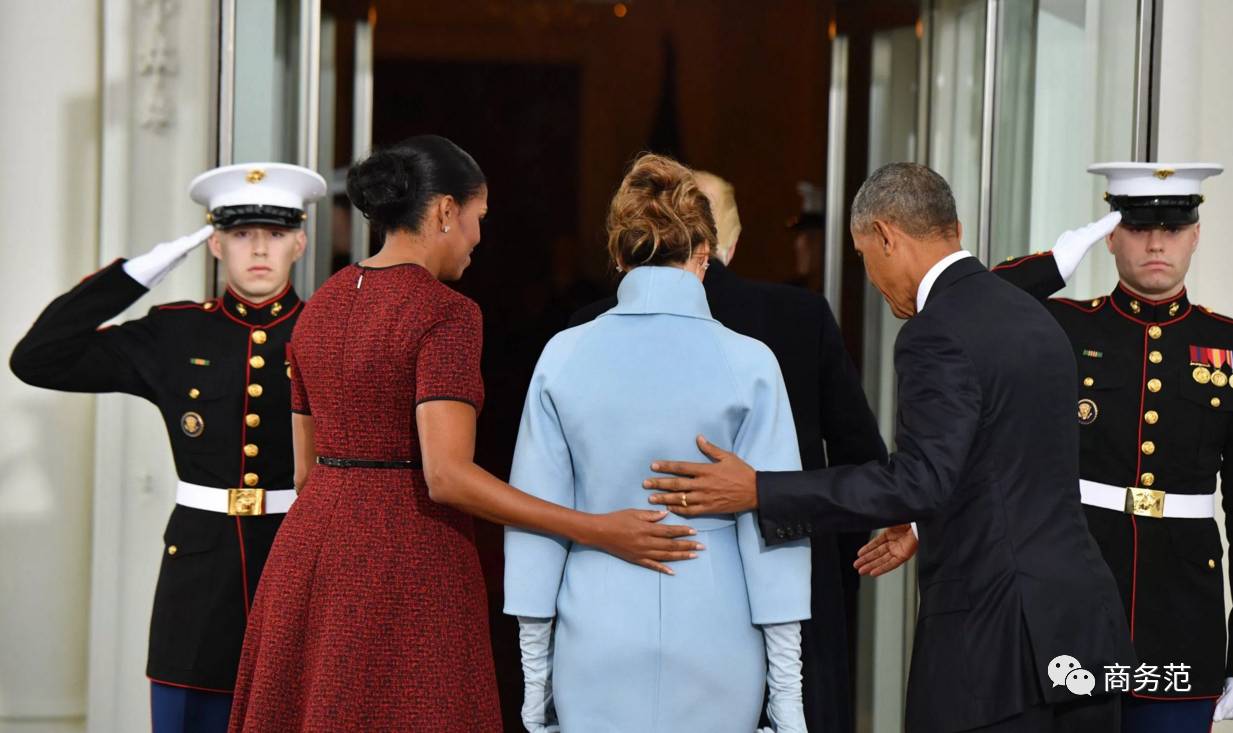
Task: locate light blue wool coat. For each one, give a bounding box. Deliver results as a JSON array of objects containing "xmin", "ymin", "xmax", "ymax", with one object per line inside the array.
[{"xmin": 504, "ymin": 265, "xmax": 812, "ymax": 733}]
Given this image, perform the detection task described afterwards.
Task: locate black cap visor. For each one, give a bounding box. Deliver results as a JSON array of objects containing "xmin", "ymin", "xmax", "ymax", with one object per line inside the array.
[
  {"xmin": 1107, "ymin": 194, "xmax": 1201, "ymax": 228},
  {"xmin": 209, "ymin": 204, "xmax": 306, "ymax": 230}
]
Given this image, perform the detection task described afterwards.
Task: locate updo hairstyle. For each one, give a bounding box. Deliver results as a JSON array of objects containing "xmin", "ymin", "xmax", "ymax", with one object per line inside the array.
[
  {"xmin": 606, "ymin": 153, "xmax": 717, "ymax": 270},
  {"xmin": 346, "ymin": 135, "xmax": 486, "ymax": 236}
]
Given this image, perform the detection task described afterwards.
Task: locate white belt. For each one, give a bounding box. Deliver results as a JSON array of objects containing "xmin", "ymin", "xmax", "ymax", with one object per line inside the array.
[
  {"xmin": 175, "ymin": 480, "xmax": 296, "ymax": 516},
  {"xmin": 1079, "ymin": 479, "xmax": 1214, "ymax": 519}
]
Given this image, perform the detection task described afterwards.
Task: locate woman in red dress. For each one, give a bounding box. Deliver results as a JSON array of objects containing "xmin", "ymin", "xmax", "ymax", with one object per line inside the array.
[{"xmin": 227, "ymin": 136, "xmax": 702, "ymax": 732}]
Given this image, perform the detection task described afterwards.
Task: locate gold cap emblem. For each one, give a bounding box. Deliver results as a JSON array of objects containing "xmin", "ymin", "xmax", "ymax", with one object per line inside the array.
[
  {"xmin": 246, "ymin": 169, "xmax": 266, "ymax": 184},
  {"xmin": 1154, "ymin": 168, "xmax": 1176, "ymax": 180}
]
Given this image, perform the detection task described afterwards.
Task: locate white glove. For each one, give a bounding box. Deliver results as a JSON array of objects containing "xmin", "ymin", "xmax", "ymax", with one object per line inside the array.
[
  {"xmin": 516, "ymin": 616, "xmax": 560, "ymax": 733},
  {"xmin": 121, "ymin": 224, "xmax": 214, "ymax": 288},
  {"xmin": 760, "ymin": 622, "xmax": 807, "ymax": 733},
  {"xmin": 1051, "ymin": 211, "xmax": 1121, "ymax": 283},
  {"xmin": 1213, "ymin": 677, "xmax": 1233, "ymax": 721}
]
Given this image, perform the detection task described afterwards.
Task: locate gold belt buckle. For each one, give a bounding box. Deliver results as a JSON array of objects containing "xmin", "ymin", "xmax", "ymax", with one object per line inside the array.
[
  {"xmin": 228, "ymin": 488, "xmax": 265, "ymax": 516},
  {"xmin": 1124, "ymin": 486, "xmax": 1165, "ymax": 518}
]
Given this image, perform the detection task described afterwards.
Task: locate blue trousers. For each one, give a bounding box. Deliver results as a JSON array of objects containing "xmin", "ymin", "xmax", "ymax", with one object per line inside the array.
[
  {"xmin": 1122, "ymin": 696, "xmax": 1215, "ymax": 733},
  {"xmin": 150, "ymin": 681, "xmax": 232, "ymax": 733}
]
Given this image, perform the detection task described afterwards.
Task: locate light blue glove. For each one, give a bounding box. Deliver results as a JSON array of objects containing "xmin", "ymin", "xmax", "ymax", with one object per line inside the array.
[
  {"xmin": 516, "ymin": 616, "xmax": 560, "ymax": 733},
  {"xmin": 760, "ymin": 621, "xmax": 806, "ymax": 733}
]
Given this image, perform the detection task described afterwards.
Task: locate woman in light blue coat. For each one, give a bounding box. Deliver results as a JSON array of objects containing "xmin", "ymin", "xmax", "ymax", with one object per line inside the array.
[{"xmin": 504, "ymin": 155, "xmax": 812, "ymax": 733}]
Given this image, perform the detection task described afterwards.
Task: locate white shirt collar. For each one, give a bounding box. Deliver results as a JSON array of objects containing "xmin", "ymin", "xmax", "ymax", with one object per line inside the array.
[{"xmin": 916, "ymin": 250, "xmax": 975, "ymax": 313}]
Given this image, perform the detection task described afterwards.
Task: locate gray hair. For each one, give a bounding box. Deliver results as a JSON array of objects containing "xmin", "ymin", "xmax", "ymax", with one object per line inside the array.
[{"xmin": 850, "ymin": 162, "xmax": 959, "ymax": 239}]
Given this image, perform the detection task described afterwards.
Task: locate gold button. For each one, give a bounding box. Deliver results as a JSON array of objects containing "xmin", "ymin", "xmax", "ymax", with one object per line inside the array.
[
  {"xmin": 1212, "ymin": 397, "xmax": 1222, "ymax": 408},
  {"xmin": 203, "ymin": 301, "xmax": 216, "ymax": 311},
  {"xmin": 1148, "ymin": 378, "xmax": 1162, "ymax": 393},
  {"xmin": 168, "ymin": 545, "xmax": 178, "ymax": 556},
  {"xmin": 1141, "ymin": 440, "xmax": 1155, "ymax": 455},
  {"xmin": 1140, "ymin": 472, "xmax": 1155, "ymax": 487},
  {"xmin": 1090, "ymin": 298, "xmax": 1101, "ymax": 307},
  {"xmin": 245, "ymin": 413, "xmax": 261, "ymax": 428},
  {"xmin": 247, "ymin": 384, "xmax": 263, "ymax": 398},
  {"xmin": 243, "ymin": 472, "xmax": 259, "ymax": 487},
  {"xmin": 188, "ymin": 388, "xmax": 200, "ymax": 399},
  {"xmin": 1148, "ymin": 325, "xmax": 1162, "ymax": 339},
  {"xmin": 1144, "ymin": 410, "xmax": 1159, "ymax": 424},
  {"xmin": 1210, "ymin": 559, "xmax": 1217, "ymax": 569},
  {"xmin": 251, "ymin": 330, "xmax": 267, "ymax": 344},
  {"xmin": 1130, "ymin": 300, "xmax": 1141, "ymax": 314},
  {"xmin": 250, "ymin": 355, "xmax": 266, "ymax": 369},
  {"xmin": 1083, "ymin": 377, "xmax": 1095, "ymax": 388},
  {"xmin": 243, "ymin": 443, "xmax": 259, "ymax": 458},
  {"xmin": 1148, "ymin": 350, "xmax": 1162, "ymax": 364}
]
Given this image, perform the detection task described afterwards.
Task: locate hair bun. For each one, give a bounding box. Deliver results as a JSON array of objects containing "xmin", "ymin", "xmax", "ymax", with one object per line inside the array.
[
  {"xmin": 606, "ymin": 153, "xmax": 716, "ymax": 270},
  {"xmin": 346, "ymin": 149, "xmax": 421, "ymax": 223}
]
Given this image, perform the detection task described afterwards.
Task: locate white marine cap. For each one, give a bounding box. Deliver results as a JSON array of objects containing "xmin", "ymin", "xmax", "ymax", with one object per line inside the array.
[
  {"xmin": 1088, "ymin": 162, "xmax": 1223, "ymax": 197},
  {"xmin": 188, "ymin": 162, "xmax": 327, "ymax": 229},
  {"xmin": 1088, "ymin": 162, "xmax": 1223, "ymax": 227}
]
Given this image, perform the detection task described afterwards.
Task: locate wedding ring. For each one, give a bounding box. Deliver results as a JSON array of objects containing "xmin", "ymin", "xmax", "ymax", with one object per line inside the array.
[{"xmin": 680, "ymin": 493, "xmax": 688, "ymax": 507}]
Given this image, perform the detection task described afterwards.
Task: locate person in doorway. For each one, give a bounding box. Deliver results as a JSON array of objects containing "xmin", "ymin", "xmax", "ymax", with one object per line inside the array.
[
  {"xmin": 643, "ymin": 162, "xmax": 1136, "ymax": 732},
  {"xmin": 10, "ymin": 162, "xmax": 327, "ymax": 733},
  {"xmin": 225, "ymin": 137, "xmax": 705, "ymax": 732},
  {"xmin": 570, "ymin": 169, "xmax": 885, "ymax": 733},
  {"xmin": 507, "ymin": 153, "xmax": 811, "ymax": 732}
]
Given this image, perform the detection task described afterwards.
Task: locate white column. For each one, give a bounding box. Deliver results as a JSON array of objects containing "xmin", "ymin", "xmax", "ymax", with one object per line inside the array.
[{"xmin": 87, "ymin": 2, "xmax": 215, "ymax": 731}]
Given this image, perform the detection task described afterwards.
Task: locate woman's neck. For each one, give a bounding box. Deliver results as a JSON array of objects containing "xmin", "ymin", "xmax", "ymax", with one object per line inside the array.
[{"xmin": 361, "ymin": 231, "xmax": 437, "ymax": 277}]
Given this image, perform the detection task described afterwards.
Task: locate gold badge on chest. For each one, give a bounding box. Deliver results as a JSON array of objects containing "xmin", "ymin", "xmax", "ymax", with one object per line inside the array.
[
  {"xmin": 1193, "ymin": 366, "xmax": 1212, "ymax": 385},
  {"xmin": 1078, "ymin": 398, "xmax": 1098, "ymax": 425},
  {"xmin": 181, "ymin": 411, "xmax": 205, "ymax": 437}
]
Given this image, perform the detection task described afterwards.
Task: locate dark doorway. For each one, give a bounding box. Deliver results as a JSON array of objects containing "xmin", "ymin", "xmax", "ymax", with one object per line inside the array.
[{"xmin": 373, "ymin": 58, "xmax": 591, "ymax": 728}]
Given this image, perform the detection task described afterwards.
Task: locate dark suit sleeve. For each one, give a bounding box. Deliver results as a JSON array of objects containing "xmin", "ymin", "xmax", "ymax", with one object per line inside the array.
[
  {"xmin": 990, "ymin": 252, "xmax": 1066, "ymax": 301},
  {"xmin": 757, "ymin": 319, "xmax": 982, "ymax": 541},
  {"xmin": 10, "ymin": 259, "xmax": 159, "ymax": 400},
  {"xmin": 817, "ymin": 298, "xmax": 887, "ymax": 467}
]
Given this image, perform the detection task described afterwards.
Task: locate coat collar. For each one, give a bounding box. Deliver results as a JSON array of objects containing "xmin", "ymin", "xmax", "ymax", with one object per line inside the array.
[
  {"xmin": 221, "ymin": 282, "xmax": 301, "ymax": 326},
  {"xmin": 605, "ymin": 266, "xmax": 714, "ymax": 321},
  {"xmin": 1109, "ymin": 281, "xmax": 1190, "ymax": 323},
  {"xmin": 922, "ymin": 253, "xmax": 986, "ymax": 310}
]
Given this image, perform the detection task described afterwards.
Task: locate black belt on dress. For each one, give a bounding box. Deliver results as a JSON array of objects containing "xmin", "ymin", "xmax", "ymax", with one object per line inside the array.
[{"xmin": 316, "ymin": 456, "xmax": 422, "ymax": 469}]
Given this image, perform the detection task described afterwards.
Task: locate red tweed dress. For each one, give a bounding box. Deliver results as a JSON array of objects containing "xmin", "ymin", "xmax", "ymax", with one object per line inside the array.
[{"xmin": 228, "ymin": 263, "xmax": 501, "ymax": 732}]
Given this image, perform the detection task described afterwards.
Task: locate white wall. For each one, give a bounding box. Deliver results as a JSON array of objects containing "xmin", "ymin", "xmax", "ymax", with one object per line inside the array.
[
  {"xmin": 0, "ymin": 1, "xmax": 101, "ymax": 729},
  {"xmin": 0, "ymin": 2, "xmax": 214, "ymax": 732},
  {"xmin": 1157, "ymin": 2, "xmax": 1233, "ymax": 729}
]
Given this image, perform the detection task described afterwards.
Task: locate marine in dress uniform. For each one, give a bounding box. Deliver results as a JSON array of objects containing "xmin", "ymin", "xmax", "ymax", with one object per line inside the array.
[
  {"xmin": 994, "ymin": 162, "xmax": 1229, "ymax": 733},
  {"xmin": 10, "ymin": 163, "xmax": 326, "ymax": 733}
]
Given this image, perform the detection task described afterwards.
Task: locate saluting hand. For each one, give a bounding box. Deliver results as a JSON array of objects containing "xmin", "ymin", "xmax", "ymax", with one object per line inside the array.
[
  {"xmin": 643, "ymin": 435, "xmax": 759, "ymax": 516},
  {"xmin": 584, "ymin": 509, "xmax": 705, "ymax": 576},
  {"xmin": 854, "ymin": 524, "xmax": 918, "ymax": 577}
]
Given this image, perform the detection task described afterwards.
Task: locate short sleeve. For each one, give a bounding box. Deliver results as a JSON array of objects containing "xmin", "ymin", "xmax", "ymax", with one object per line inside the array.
[
  {"xmin": 415, "ymin": 299, "xmax": 485, "ymax": 410},
  {"xmin": 287, "ymin": 342, "xmax": 309, "ymax": 415}
]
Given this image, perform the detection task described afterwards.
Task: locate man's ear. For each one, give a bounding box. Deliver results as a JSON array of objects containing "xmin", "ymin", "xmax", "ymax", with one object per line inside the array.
[
  {"xmin": 292, "ymin": 230, "xmax": 308, "ymax": 262},
  {"xmin": 872, "ymin": 220, "xmax": 895, "ymax": 256},
  {"xmin": 207, "ymin": 233, "xmax": 223, "ymax": 260},
  {"xmin": 1192, "ymin": 222, "xmax": 1201, "ymax": 254},
  {"xmin": 1106, "ymin": 226, "xmax": 1117, "ymax": 254}
]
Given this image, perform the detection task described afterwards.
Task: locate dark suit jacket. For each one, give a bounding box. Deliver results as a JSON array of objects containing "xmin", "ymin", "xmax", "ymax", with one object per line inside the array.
[
  {"xmin": 758, "ymin": 257, "xmax": 1136, "ymax": 732},
  {"xmin": 570, "ymin": 260, "xmax": 887, "ymax": 733}
]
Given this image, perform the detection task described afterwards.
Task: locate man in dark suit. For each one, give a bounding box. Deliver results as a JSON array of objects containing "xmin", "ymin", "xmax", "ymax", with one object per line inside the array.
[
  {"xmin": 644, "ymin": 162, "xmax": 1135, "ymax": 732},
  {"xmin": 570, "ymin": 171, "xmax": 887, "ymax": 733}
]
